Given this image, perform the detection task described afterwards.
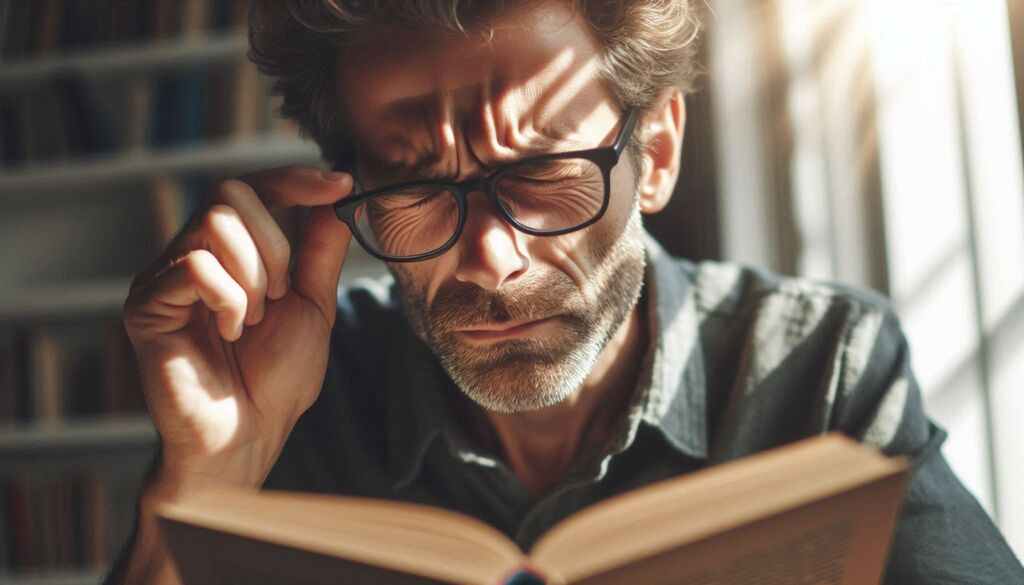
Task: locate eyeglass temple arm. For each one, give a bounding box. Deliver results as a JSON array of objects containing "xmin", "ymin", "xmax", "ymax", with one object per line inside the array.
[{"xmin": 612, "ymin": 108, "xmax": 640, "ymax": 155}]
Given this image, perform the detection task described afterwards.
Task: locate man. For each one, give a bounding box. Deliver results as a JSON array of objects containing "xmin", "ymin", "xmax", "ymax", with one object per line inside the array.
[{"xmin": 110, "ymin": 1, "xmax": 1023, "ymax": 583}]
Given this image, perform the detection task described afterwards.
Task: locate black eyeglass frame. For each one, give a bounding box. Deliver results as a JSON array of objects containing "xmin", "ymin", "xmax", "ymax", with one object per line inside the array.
[{"xmin": 332, "ymin": 107, "xmax": 639, "ymax": 263}]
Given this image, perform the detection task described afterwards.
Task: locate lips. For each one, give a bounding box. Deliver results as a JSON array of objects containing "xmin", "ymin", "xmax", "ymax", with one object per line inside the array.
[{"xmin": 456, "ymin": 317, "xmax": 556, "ymax": 340}]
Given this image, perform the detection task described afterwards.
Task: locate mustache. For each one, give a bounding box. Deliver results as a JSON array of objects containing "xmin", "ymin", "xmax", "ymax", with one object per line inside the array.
[{"xmin": 428, "ymin": 272, "xmax": 581, "ymax": 332}]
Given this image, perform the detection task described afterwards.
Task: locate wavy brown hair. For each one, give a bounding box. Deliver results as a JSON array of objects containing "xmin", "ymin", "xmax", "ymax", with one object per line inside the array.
[{"xmin": 248, "ymin": 0, "xmax": 704, "ymax": 163}]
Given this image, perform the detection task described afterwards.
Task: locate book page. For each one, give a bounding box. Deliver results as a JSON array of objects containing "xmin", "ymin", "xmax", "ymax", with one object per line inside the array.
[
  {"xmin": 529, "ymin": 434, "xmax": 907, "ymax": 583},
  {"xmin": 160, "ymin": 490, "xmax": 524, "ymax": 585},
  {"xmin": 562, "ymin": 476, "xmax": 907, "ymax": 585}
]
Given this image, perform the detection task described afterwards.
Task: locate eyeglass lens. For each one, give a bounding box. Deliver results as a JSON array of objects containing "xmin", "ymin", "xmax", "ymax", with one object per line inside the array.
[{"xmin": 352, "ymin": 157, "xmax": 606, "ymax": 259}]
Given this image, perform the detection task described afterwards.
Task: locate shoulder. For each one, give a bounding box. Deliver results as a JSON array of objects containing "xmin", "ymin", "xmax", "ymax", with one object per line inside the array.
[
  {"xmin": 664, "ymin": 260, "xmax": 913, "ymax": 445},
  {"xmin": 681, "ymin": 259, "xmax": 896, "ymax": 326},
  {"xmin": 674, "ymin": 260, "xmax": 904, "ymax": 362}
]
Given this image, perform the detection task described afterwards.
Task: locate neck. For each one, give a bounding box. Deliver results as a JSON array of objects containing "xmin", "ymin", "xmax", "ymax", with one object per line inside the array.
[{"xmin": 478, "ymin": 299, "xmax": 648, "ymax": 496}]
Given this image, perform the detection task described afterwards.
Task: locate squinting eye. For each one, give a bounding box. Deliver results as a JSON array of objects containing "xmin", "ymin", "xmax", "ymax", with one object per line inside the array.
[
  {"xmin": 409, "ymin": 192, "xmax": 443, "ymax": 208},
  {"xmin": 520, "ymin": 169, "xmax": 577, "ymax": 181},
  {"xmin": 511, "ymin": 175, "xmax": 575, "ymax": 186},
  {"xmin": 507, "ymin": 160, "xmax": 591, "ymax": 183},
  {"xmin": 372, "ymin": 188, "xmax": 447, "ymax": 211}
]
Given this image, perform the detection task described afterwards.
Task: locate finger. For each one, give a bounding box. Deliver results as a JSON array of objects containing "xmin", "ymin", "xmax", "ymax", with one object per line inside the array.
[
  {"xmin": 239, "ymin": 165, "xmax": 353, "ymax": 209},
  {"xmin": 291, "ymin": 205, "xmax": 352, "ymax": 326},
  {"xmin": 127, "ymin": 250, "xmax": 247, "ymax": 343},
  {"xmin": 200, "ymin": 204, "xmax": 268, "ymax": 326},
  {"xmin": 208, "ymin": 179, "xmax": 292, "ymax": 300}
]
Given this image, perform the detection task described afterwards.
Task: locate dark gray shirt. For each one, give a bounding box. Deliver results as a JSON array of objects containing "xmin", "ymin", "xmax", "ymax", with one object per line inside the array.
[{"xmin": 264, "ymin": 233, "xmax": 1024, "ymax": 583}]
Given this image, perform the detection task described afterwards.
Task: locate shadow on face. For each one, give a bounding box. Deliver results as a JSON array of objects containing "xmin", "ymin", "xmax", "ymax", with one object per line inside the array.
[{"xmin": 337, "ymin": 2, "xmax": 639, "ymax": 307}]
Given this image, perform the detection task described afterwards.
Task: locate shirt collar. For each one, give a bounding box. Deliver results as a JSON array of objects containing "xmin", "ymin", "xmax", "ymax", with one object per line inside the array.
[
  {"xmin": 636, "ymin": 231, "xmax": 708, "ymax": 460},
  {"xmin": 387, "ymin": 230, "xmax": 708, "ymax": 489}
]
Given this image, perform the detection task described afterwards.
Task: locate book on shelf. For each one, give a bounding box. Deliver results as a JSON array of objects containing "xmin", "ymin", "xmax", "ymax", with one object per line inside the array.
[
  {"xmin": 100, "ymin": 319, "xmax": 147, "ymax": 416},
  {"xmin": 28, "ymin": 328, "xmax": 65, "ymax": 424},
  {"xmin": 160, "ymin": 433, "xmax": 910, "ymax": 585},
  {"xmin": 0, "ymin": 321, "xmax": 146, "ymax": 424},
  {"xmin": 0, "ymin": 473, "xmax": 111, "ymax": 574},
  {"xmin": 0, "ymin": 59, "xmax": 288, "ymax": 167},
  {"xmin": 0, "ymin": 0, "xmax": 290, "ymax": 171},
  {"xmin": 1, "ymin": 0, "xmax": 252, "ymax": 59},
  {"xmin": 0, "ymin": 331, "xmax": 13, "ymax": 422},
  {"xmin": 148, "ymin": 174, "xmax": 191, "ymax": 247}
]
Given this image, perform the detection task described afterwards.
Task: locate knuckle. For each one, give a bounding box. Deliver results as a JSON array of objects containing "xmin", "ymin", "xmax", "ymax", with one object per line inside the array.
[
  {"xmin": 211, "ymin": 178, "xmax": 254, "ymax": 205},
  {"xmin": 183, "ymin": 249, "xmax": 216, "ymax": 277},
  {"xmin": 228, "ymin": 283, "xmax": 249, "ymax": 313},
  {"xmin": 295, "ymin": 165, "xmax": 322, "ymax": 180},
  {"xmin": 122, "ymin": 294, "xmax": 140, "ymax": 328},
  {"xmin": 183, "ymin": 250, "xmax": 245, "ymax": 312},
  {"xmin": 122, "ymin": 269, "xmax": 165, "ymax": 339},
  {"xmin": 203, "ymin": 203, "xmax": 242, "ymax": 233},
  {"xmin": 123, "ymin": 279, "xmax": 146, "ymax": 311},
  {"xmin": 121, "ymin": 300, "xmax": 150, "ymax": 343},
  {"xmin": 265, "ymin": 234, "xmax": 292, "ymax": 273},
  {"xmin": 123, "ymin": 263, "xmax": 167, "ymax": 320}
]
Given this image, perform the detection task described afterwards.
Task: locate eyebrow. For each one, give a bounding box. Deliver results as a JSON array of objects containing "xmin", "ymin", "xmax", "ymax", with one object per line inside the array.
[
  {"xmin": 358, "ymin": 133, "xmax": 597, "ymax": 185},
  {"xmin": 362, "ymin": 156, "xmax": 454, "ymax": 184}
]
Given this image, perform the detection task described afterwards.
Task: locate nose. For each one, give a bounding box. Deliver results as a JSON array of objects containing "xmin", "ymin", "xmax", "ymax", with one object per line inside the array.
[{"xmin": 453, "ymin": 190, "xmax": 530, "ymax": 291}]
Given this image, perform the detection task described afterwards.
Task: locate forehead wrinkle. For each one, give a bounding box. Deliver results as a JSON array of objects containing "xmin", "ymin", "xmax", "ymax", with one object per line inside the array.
[
  {"xmin": 490, "ymin": 46, "xmax": 578, "ymax": 149},
  {"xmin": 357, "ymin": 43, "xmax": 585, "ymax": 164},
  {"xmin": 367, "ymin": 122, "xmax": 593, "ymax": 184},
  {"xmin": 355, "ymin": 41, "xmax": 611, "ymax": 183},
  {"xmin": 342, "ymin": 8, "xmax": 611, "ymax": 177},
  {"xmin": 361, "ymin": 94, "xmax": 598, "ymax": 184}
]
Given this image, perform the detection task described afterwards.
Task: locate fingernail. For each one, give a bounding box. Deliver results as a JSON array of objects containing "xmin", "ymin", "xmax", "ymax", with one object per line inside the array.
[{"xmin": 321, "ymin": 170, "xmax": 349, "ymax": 182}]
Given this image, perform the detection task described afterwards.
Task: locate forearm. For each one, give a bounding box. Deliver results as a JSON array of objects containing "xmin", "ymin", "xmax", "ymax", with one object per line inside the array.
[
  {"xmin": 104, "ymin": 476, "xmax": 184, "ymax": 585},
  {"xmin": 105, "ymin": 435, "xmax": 289, "ymax": 584}
]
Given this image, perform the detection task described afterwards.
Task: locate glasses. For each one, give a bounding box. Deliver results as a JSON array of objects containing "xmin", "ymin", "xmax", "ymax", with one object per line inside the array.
[{"xmin": 332, "ymin": 108, "xmax": 639, "ymax": 262}]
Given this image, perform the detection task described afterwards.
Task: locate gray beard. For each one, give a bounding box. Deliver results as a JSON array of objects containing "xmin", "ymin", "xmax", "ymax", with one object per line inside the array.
[{"xmin": 394, "ymin": 208, "xmax": 647, "ymax": 413}]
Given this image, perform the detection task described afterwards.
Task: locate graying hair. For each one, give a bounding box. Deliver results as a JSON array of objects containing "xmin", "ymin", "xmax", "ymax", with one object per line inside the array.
[{"xmin": 249, "ymin": 0, "xmax": 704, "ymax": 163}]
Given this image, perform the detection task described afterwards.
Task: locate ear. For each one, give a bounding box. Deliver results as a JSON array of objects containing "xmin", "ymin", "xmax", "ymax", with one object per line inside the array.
[{"xmin": 636, "ymin": 88, "xmax": 686, "ymax": 215}]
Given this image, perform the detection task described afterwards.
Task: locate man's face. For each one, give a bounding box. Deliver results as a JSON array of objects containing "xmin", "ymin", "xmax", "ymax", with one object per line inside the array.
[{"xmin": 339, "ymin": 3, "xmax": 648, "ymax": 412}]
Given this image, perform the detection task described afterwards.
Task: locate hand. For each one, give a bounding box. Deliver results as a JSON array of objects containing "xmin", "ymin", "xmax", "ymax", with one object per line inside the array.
[{"xmin": 123, "ymin": 166, "xmax": 353, "ymax": 493}]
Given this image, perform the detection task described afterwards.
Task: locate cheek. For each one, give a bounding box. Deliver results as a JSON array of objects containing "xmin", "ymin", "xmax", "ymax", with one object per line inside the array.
[
  {"xmin": 391, "ymin": 257, "xmax": 457, "ymax": 309},
  {"xmin": 542, "ymin": 234, "xmax": 591, "ymax": 289},
  {"xmin": 549, "ymin": 166, "xmax": 639, "ymax": 286}
]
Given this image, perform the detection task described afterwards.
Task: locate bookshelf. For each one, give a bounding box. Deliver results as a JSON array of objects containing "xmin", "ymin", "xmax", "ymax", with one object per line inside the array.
[
  {"xmin": 0, "ymin": 416, "xmax": 155, "ymax": 454},
  {"xmin": 0, "ymin": 568, "xmax": 107, "ymax": 585},
  {"xmin": 0, "ymin": 33, "xmax": 248, "ymax": 85},
  {"xmin": 0, "ymin": 137, "xmax": 322, "ymax": 198},
  {"xmin": 0, "ymin": 1, "xmax": 386, "ymax": 581}
]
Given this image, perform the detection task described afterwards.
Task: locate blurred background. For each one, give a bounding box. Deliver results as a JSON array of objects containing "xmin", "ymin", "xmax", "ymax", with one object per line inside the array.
[{"xmin": 0, "ymin": 0, "xmax": 1021, "ymax": 582}]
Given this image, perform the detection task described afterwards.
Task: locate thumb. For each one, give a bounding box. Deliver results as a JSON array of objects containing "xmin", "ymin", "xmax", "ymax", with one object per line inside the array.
[{"xmin": 291, "ymin": 204, "xmax": 351, "ymax": 325}]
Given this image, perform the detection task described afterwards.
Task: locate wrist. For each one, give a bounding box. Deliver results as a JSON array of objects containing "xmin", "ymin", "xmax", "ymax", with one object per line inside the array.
[{"xmin": 148, "ymin": 429, "xmax": 290, "ymax": 502}]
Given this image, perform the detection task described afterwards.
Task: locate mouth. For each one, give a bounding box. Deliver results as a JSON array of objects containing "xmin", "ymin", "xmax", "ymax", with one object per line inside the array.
[{"xmin": 455, "ymin": 317, "xmax": 557, "ymax": 341}]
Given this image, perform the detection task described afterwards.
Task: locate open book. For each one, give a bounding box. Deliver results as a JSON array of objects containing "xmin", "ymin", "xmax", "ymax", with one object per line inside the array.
[{"xmin": 158, "ymin": 433, "xmax": 909, "ymax": 584}]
